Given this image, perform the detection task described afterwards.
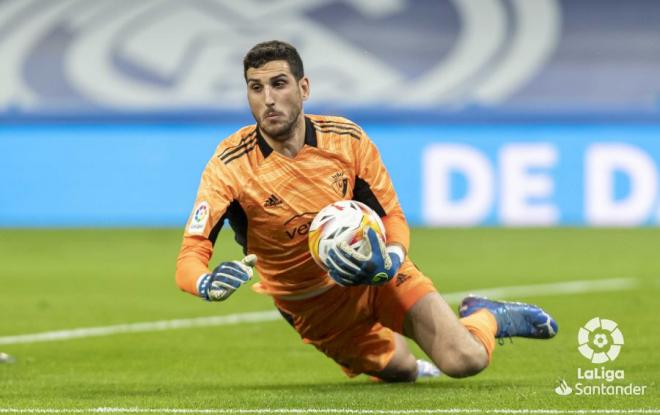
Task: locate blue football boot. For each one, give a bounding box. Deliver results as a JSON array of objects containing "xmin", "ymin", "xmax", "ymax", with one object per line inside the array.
[{"xmin": 459, "ymin": 296, "xmax": 558, "ymax": 339}]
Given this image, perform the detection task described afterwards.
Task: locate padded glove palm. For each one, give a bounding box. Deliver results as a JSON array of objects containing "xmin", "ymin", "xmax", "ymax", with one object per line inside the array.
[
  {"xmin": 326, "ymin": 228, "xmax": 402, "ymax": 286},
  {"xmin": 198, "ymin": 254, "xmax": 257, "ymax": 301}
]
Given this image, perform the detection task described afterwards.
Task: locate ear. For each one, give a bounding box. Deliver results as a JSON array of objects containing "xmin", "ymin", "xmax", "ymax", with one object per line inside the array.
[{"xmin": 299, "ymin": 76, "xmax": 310, "ymax": 101}]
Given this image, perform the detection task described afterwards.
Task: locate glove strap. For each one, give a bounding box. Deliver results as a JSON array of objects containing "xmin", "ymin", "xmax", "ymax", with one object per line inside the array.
[
  {"xmin": 196, "ymin": 273, "xmax": 212, "ymax": 301},
  {"xmin": 386, "ymin": 245, "xmax": 405, "ymax": 264}
]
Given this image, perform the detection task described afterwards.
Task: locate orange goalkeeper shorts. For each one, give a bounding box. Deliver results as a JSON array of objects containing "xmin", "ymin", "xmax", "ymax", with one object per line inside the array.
[{"xmin": 273, "ymin": 260, "xmax": 437, "ymax": 377}]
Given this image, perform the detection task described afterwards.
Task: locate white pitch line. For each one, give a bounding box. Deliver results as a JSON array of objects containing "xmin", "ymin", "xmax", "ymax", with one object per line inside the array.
[
  {"xmin": 0, "ymin": 408, "xmax": 658, "ymax": 414},
  {"xmin": 441, "ymin": 277, "xmax": 638, "ymax": 304},
  {"xmin": 0, "ymin": 311, "xmax": 280, "ymax": 346},
  {"xmin": 0, "ymin": 278, "xmax": 638, "ymax": 346}
]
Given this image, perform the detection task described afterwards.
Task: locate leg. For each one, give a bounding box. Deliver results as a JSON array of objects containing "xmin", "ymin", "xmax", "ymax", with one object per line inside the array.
[
  {"xmin": 404, "ymin": 292, "xmax": 490, "ymax": 378},
  {"xmin": 373, "ymin": 261, "xmax": 557, "ymax": 379},
  {"xmin": 276, "ymin": 285, "xmax": 421, "ymax": 381},
  {"xmin": 366, "ymin": 333, "xmax": 417, "ymax": 382}
]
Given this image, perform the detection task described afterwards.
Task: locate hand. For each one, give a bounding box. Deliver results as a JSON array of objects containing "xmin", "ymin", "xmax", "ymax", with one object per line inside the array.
[
  {"xmin": 198, "ymin": 254, "xmax": 257, "ymax": 301},
  {"xmin": 326, "ymin": 228, "xmax": 403, "ymax": 286}
]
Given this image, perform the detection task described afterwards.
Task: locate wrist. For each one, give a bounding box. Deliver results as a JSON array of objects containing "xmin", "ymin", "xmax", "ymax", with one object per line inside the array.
[
  {"xmin": 386, "ymin": 245, "xmax": 405, "ymax": 264},
  {"xmin": 196, "ymin": 273, "xmax": 211, "ymax": 300},
  {"xmin": 385, "ymin": 245, "xmax": 403, "ymax": 279}
]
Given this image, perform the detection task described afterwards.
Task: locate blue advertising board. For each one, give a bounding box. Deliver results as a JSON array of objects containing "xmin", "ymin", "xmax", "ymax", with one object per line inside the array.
[
  {"xmin": 373, "ymin": 125, "xmax": 660, "ymax": 227},
  {"xmin": 2, "ymin": 124, "xmax": 659, "ymax": 227}
]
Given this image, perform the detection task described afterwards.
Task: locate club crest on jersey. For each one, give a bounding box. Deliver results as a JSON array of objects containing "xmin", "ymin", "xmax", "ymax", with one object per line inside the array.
[
  {"xmin": 330, "ymin": 172, "xmax": 348, "ymax": 197},
  {"xmin": 188, "ymin": 201, "xmax": 209, "ymax": 234}
]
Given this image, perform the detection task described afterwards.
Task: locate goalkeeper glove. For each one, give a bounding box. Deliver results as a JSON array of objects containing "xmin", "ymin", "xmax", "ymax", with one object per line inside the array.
[
  {"xmin": 197, "ymin": 254, "xmax": 257, "ymax": 301},
  {"xmin": 326, "ymin": 228, "xmax": 403, "ymax": 286}
]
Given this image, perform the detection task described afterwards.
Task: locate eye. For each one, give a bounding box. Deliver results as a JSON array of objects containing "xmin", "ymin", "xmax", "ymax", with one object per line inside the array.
[
  {"xmin": 274, "ymin": 80, "xmax": 286, "ymax": 88},
  {"xmin": 251, "ymin": 84, "xmax": 262, "ymax": 92}
]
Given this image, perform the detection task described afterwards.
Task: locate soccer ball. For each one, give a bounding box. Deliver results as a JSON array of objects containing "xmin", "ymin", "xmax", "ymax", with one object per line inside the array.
[{"xmin": 308, "ymin": 200, "xmax": 386, "ymax": 270}]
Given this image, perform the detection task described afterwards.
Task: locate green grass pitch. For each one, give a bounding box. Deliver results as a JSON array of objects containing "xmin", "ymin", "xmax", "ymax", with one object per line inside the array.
[{"xmin": 0, "ymin": 228, "xmax": 658, "ymax": 412}]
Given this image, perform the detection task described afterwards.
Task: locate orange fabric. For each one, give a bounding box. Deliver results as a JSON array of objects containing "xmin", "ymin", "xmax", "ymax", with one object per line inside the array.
[
  {"xmin": 460, "ymin": 309, "xmax": 498, "ymax": 362},
  {"xmin": 175, "ymin": 115, "xmax": 408, "ymax": 297},
  {"xmin": 371, "ymin": 260, "xmax": 437, "ymax": 334},
  {"xmin": 381, "ymin": 213, "xmax": 409, "ymax": 254},
  {"xmin": 175, "ymin": 236, "xmax": 214, "ymax": 295},
  {"xmin": 274, "ymin": 259, "xmax": 436, "ymax": 376}
]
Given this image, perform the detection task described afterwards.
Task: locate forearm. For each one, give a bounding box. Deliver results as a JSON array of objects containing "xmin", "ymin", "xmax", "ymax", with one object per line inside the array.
[
  {"xmin": 382, "ymin": 208, "xmax": 410, "ymax": 255},
  {"xmin": 175, "ymin": 236, "xmax": 213, "ymax": 296}
]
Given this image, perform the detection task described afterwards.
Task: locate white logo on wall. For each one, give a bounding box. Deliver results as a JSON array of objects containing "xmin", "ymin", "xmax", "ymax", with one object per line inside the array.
[
  {"xmin": 577, "ymin": 317, "xmax": 624, "ymax": 363},
  {"xmin": 0, "ymin": 0, "xmax": 560, "ymax": 110}
]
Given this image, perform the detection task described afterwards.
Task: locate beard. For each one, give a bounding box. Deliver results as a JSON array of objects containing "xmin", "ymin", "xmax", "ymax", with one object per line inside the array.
[{"xmin": 257, "ymin": 104, "xmax": 302, "ymax": 142}]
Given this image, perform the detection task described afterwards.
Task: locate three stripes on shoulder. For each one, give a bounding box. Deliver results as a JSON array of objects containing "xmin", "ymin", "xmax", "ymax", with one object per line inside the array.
[{"xmin": 218, "ymin": 120, "xmax": 363, "ymax": 165}]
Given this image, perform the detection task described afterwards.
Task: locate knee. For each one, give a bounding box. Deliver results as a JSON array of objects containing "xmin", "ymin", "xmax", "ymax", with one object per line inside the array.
[
  {"xmin": 373, "ymin": 356, "xmax": 418, "ymax": 383},
  {"xmin": 435, "ymin": 346, "xmax": 489, "ymax": 378},
  {"xmin": 379, "ymin": 367, "xmax": 417, "ymax": 383}
]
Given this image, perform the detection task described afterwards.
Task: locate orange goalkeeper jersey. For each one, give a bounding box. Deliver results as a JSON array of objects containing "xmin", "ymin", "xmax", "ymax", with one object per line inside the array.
[{"xmin": 175, "ymin": 114, "xmax": 410, "ymax": 298}]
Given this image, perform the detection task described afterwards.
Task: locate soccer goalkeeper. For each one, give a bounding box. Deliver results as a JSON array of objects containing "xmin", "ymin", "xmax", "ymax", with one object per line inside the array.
[{"xmin": 175, "ymin": 40, "xmax": 557, "ymax": 382}]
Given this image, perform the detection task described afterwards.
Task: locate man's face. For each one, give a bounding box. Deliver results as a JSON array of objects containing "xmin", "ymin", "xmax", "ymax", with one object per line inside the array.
[{"xmin": 246, "ymin": 60, "xmax": 309, "ymax": 141}]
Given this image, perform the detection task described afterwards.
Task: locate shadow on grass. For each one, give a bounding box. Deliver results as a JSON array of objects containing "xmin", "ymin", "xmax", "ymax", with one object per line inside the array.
[{"xmin": 222, "ymin": 378, "xmax": 516, "ymax": 393}]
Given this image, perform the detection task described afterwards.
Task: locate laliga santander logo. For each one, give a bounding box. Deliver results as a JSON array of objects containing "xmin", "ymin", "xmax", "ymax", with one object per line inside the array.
[
  {"xmin": 188, "ymin": 201, "xmax": 210, "ymax": 234},
  {"xmin": 554, "ymin": 318, "xmax": 646, "ymax": 397},
  {"xmin": 577, "ymin": 317, "xmax": 624, "ymax": 364}
]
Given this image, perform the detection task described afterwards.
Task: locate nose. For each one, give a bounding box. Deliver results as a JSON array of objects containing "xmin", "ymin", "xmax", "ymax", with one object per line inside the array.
[{"xmin": 264, "ymin": 86, "xmax": 275, "ymax": 106}]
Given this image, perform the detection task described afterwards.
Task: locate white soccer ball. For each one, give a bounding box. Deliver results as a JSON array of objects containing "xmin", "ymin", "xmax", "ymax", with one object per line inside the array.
[{"xmin": 308, "ymin": 200, "xmax": 386, "ymax": 270}]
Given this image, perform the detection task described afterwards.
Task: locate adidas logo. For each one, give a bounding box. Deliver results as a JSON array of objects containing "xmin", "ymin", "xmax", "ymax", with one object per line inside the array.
[
  {"xmin": 395, "ymin": 273, "xmax": 411, "ymax": 287},
  {"xmin": 264, "ymin": 194, "xmax": 283, "ymax": 207}
]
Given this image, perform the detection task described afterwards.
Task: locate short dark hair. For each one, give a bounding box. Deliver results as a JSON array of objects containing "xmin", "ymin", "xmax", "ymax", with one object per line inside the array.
[{"xmin": 243, "ymin": 40, "xmax": 304, "ymax": 81}]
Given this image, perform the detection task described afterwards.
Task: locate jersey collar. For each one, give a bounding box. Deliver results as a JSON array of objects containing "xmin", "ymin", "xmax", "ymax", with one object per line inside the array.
[
  {"xmin": 256, "ymin": 116, "xmax": 317, "ymax": 159},
  {"xmin": 303, "ymin": 116, "xmax": 318, "ymax": 147}
]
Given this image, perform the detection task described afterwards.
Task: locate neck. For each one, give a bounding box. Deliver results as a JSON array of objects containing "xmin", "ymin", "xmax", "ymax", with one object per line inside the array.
[{"xmin": 261, "ymin": 113, "xmax": 306, "ymax": 158}]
